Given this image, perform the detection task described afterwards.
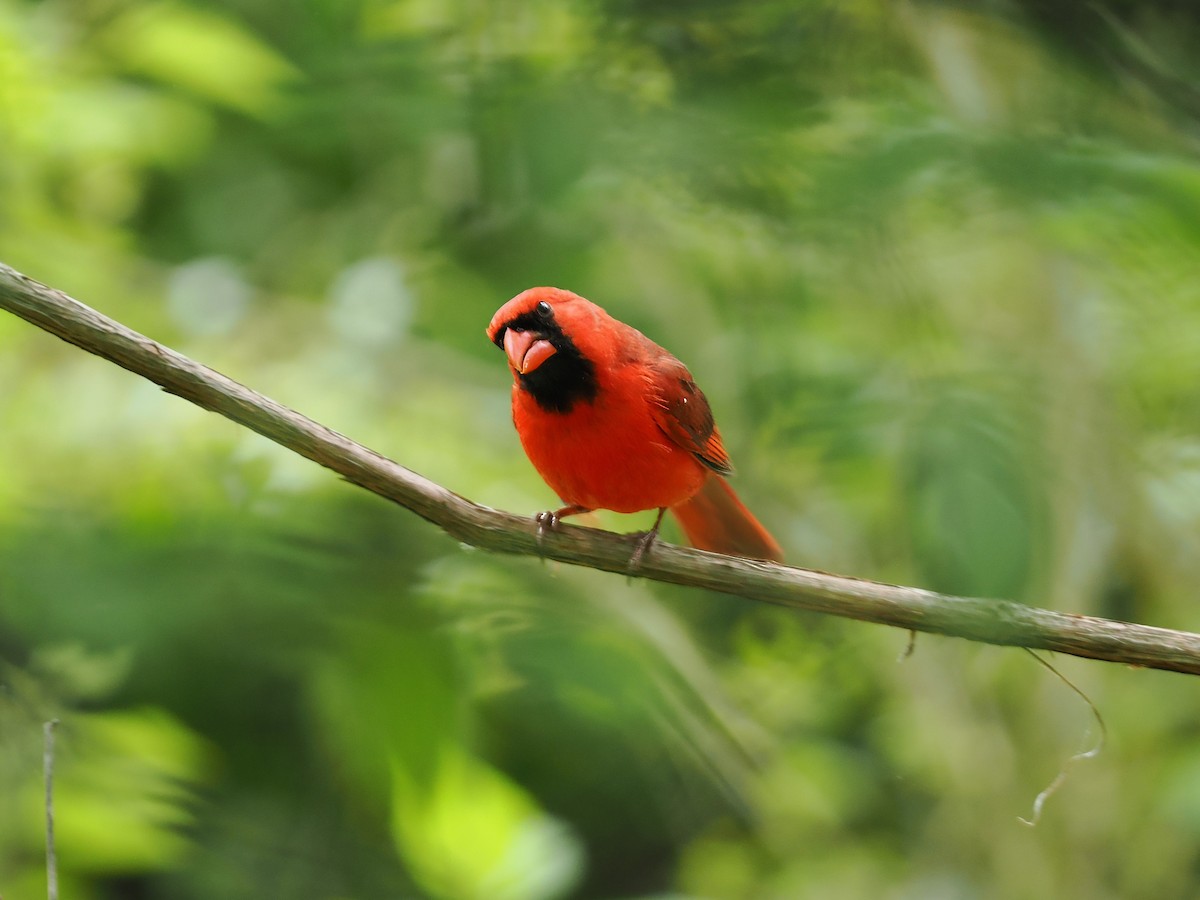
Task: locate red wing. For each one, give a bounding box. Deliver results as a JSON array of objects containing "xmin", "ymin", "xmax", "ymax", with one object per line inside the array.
[{"xmin": 649, "ymin": 359, "xmax": 734, "ymax": 476}]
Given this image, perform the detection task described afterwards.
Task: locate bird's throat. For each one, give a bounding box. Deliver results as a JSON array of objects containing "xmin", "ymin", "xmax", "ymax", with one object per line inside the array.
[{"xmin": 516, "ymin": 340, "xmax": 598, "ymax": 414}]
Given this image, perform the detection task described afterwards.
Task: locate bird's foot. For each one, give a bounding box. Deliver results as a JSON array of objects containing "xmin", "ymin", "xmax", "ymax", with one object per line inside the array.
[
  {"xmin": 627, "ymin": 529, "xmax": 658, "ymax": 576},
  {"xmin": 535, "ymin": 509, "xmax": 561, "ymax": 547},
  {"xmin": 534, "ymin": 505, "xmax": 589, "ymax": 552},
  {"xmin": 626, "ymin": 508, "xmax": 668, "ymax": 577}
]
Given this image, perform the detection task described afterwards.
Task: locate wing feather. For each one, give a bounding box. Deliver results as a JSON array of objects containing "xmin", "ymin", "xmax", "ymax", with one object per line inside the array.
[{"xmin": 648, "ymin": 359, "xmax": 734, "ymax": 476}]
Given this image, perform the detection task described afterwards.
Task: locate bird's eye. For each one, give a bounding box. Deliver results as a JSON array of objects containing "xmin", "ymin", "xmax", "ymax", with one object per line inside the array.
[{"xmin": 536, "ymin": 300, "xmax": 553, "ymax": 318}]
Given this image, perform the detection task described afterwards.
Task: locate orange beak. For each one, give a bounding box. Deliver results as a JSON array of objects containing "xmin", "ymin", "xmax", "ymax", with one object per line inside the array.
[{"xmin": 503, "ymin": 328, "xmax": 557, "ymax": 374}]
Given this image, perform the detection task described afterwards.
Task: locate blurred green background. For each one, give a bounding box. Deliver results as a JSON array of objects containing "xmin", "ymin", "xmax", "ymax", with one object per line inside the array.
[{"xmin": 3, "ymin": 1, "xmax": 1200, "ymax": 897}]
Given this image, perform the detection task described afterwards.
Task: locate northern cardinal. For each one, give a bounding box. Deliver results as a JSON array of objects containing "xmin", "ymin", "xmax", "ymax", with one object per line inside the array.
[{"xmin": 487, "ymin": 287, "xmax": 783, "ymax": 564}]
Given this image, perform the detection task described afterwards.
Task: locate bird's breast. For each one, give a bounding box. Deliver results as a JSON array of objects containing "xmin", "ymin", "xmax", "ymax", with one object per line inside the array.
[{"xmin": 512, "ymin": 381, "xmax": 707, "ymax": 514}]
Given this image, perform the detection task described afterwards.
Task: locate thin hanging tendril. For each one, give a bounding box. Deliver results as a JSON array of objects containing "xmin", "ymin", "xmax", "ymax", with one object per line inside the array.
[{"xmin": 1018, "ymin": 649, "xmax": 1107, "ymax": 827}]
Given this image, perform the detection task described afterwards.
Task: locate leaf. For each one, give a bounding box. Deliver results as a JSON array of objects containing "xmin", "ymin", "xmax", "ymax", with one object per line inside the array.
[{"xmin": 102, "ymin": 3, "xmax": 297, "ymax": 117}]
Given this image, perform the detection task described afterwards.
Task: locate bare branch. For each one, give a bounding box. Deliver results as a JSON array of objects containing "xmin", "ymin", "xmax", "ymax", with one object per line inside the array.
[{"xmin": 3, "ymin": 261, "xmax": 1200, "ymax": 675}]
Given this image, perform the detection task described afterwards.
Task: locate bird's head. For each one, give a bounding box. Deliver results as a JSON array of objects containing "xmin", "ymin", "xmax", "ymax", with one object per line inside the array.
[{"xmin": 487, "ymin": 287, "xmax": 599, "ymax": 413}]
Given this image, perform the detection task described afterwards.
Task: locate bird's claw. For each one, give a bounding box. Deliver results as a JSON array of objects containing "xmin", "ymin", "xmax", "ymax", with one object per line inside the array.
[
  {"xmin": 533, "ymin": 505, "xmax": 589, "ymax": 552},
  {"xmin": 534, "ymin": 509, "xmax": 561, "ymax": 548},
  {"xmin": 626, "ymin": 528, "xmax": 659, "ymax": 577},
  {"xmin": 626, "ymin": 508, "xmax": 668, "ymax": 577}
]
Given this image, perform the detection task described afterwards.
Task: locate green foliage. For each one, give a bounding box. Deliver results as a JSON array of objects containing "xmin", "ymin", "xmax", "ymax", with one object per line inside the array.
[{"xmin": 3, "ymin": 0, "xmax": 1200, "ymax": 897}]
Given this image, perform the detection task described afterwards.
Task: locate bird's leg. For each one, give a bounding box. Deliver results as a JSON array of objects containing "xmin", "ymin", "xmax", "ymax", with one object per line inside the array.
[
  {"xmin": 627, "ymin": 507, "xmax": 668, "ymax": 575},
  {"xmin": 535, "ymin": 504, "xmax": 590, "ymax": 547}
]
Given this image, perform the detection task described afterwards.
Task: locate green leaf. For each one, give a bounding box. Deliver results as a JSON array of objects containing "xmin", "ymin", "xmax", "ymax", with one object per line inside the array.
[{"xmin": 102, "ymin": 3, "xmax": 297, "ymax": 116}]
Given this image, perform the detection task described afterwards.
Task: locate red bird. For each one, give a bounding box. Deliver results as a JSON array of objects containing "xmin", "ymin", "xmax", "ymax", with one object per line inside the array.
[{"xmin": 487, "ymin": 287, "xmax": 783, "ymax": 564}]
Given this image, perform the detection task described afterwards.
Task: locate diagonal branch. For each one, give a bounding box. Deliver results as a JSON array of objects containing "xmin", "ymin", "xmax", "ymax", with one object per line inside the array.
[{"xmin": 3, "ymin": 260, "xmax": 1200, "ymax": 675}]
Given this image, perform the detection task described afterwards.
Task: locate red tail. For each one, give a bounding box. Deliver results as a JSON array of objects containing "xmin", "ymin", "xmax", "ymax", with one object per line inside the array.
[{"xmin": 670, "ymin": 477, "xmax": 784, "ymax": 562}]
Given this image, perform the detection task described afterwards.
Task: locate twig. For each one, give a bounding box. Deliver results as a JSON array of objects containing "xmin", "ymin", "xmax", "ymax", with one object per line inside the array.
[
  {"xmin": 43, "ymin": 719, "xmax": 60, "ymax": 900},
  {"xmin": 3, "ymin": 261, "xmax": 1200, "ymax": 675}
]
